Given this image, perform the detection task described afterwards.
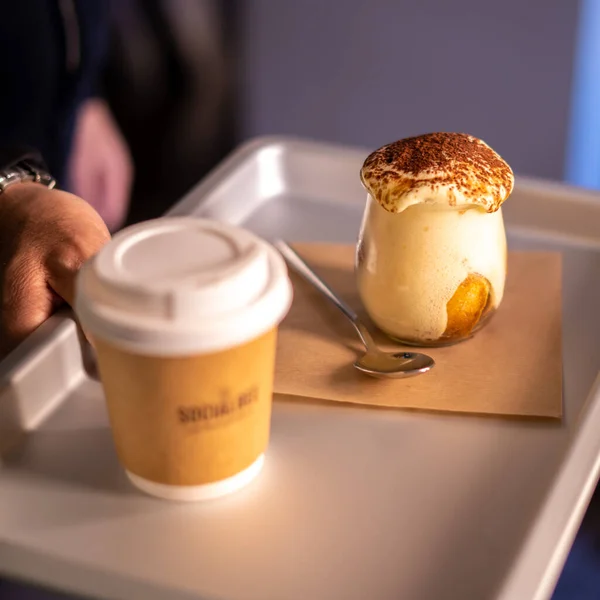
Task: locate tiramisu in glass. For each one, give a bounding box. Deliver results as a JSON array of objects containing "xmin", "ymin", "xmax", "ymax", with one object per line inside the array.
[{"xmin": 356, "ymin": 132, "xmax": 514, "ymax": 346}]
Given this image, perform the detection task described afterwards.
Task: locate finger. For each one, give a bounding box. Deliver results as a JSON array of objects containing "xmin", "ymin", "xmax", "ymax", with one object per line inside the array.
[
  {"xmin": 103, "ymin": 160, "xmax": 131, "ymax": 232},
  {"xmin": 105, "ymin": 134, "xmax": 133, "ymax": 222},
  {"xmin": 46, "ymin": 249, "xmax": 97, "ymax": 352},
  {"xmin": 45, "ymin": 226, "xmax": 110, "ymax": 306},
  {"xmin": 46, "ymin": 246, "xmax": 89, "ymax": 307},
  {"xmin": 0, "ymin": 256, "xmax": 54, "ymax": 356},
  {"xmin": 72, "ymin": 163, "xmax": 103, "ymax": 216}
]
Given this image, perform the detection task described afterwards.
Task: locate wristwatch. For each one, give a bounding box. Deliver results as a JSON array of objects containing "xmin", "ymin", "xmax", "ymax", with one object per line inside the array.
[{"xmin": 0, "ymin": 160, "xmax": 56, "ymax": 193}]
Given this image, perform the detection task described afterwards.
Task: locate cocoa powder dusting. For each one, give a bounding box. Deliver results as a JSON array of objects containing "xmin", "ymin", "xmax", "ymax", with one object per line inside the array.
[{"xmin": 360, "ymin": 132, "xmax": 514, "ymax": 213}]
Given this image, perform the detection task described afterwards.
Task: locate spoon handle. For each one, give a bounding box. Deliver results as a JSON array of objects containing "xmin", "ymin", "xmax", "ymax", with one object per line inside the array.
[{"xmin": 275, "ymin": 241, "xmax": 374, "ymax": 350}]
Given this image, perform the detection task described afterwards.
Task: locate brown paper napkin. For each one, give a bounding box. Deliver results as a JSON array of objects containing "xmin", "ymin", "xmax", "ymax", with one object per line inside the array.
[{"xmin": 274, "ymin": 244, "xmax": 562, "ymax": 419}]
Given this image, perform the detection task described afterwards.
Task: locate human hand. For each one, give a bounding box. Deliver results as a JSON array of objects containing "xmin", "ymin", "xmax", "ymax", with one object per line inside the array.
[
  {"xmin": 68, "ymin": 98, "xmax": 133, "ymax": 232},
  {"xmin": 0, "ymin": 183, "xmax": 110, "ymax": 356}
]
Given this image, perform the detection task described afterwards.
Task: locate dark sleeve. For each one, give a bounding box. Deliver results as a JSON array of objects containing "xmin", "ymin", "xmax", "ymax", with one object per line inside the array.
[
  {"xmin": 0, "ymin": 145, "xmax": 48, "ymax": 172},
  {"xmin": 0, "ymin": 1, "xmax": 110, "ymax": 186}
]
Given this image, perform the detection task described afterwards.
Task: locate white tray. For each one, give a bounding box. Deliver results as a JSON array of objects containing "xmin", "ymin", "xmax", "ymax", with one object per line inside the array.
[{"xmin": 1, "ymin": 137, "xmax": 600, "ymax": 600}]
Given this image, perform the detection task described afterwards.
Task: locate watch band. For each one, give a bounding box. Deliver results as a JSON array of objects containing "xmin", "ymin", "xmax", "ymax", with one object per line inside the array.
[{"xmin": 0, "ymin": 160, "xmax": 56, "ymax": 193}]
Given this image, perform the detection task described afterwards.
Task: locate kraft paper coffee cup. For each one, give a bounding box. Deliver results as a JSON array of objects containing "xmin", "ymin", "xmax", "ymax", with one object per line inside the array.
[{"xmin": 75, "ymin": 217, "xmax": 292, "ymax": 501}]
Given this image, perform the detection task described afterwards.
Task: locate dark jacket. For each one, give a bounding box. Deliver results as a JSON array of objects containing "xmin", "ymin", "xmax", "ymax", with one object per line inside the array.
[{"xmin": 0, "ymin": 0, "xmax": 110, "ymax": 182}]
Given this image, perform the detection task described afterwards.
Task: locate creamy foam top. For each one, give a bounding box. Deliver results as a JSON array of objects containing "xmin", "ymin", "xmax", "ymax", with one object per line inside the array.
[{"xmin": 360, "ymin": 133, "xmax": 514, "ymax": 214}]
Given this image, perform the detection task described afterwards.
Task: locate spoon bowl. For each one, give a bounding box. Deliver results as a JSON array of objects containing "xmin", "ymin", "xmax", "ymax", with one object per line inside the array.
[{"xmin": 354, "ymin": 350, "xmax": 435, "ymax": 378}]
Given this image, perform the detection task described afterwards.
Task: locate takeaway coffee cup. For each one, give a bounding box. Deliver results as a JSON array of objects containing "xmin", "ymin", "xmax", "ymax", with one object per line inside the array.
[{"xmin": 75, "ymin": 217, "xmax": 292, "ymax": 501}]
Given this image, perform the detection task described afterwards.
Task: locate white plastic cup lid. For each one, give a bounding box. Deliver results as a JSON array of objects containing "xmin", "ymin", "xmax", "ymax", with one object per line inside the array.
[{"xmin": 75, "ymin": 217, "xmax": 293, "ymax": 355}]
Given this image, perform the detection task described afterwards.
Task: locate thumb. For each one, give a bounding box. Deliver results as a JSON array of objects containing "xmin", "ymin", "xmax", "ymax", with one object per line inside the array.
[
  {"xmin": 45, "ymin": 249, "xmax": 89, "ymax": 308},
  {"xmin": 45, "ymin": 246, "xmax": 100, "ymax": 350}
]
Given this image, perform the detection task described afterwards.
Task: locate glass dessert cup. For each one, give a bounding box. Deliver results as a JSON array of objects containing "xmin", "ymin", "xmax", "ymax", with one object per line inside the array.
[{"xmin": 356, "ymin": 195, "xmax": 507, "ymax": 347}]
